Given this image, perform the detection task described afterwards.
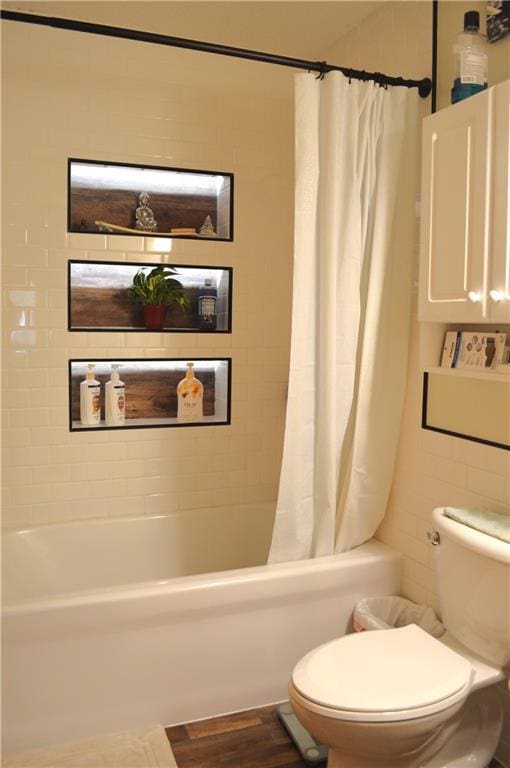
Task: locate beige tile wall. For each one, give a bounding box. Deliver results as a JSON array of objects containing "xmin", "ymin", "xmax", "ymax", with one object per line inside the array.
[
  {"xmin": 1, "ymin": 21, "xmax": 294, "ymax": 530},
  {"xmin": 329, "ymin": 4, "xmax": 510, "ymax": 764},
  {"xmin": 3, "ymin": 5, "xmax": 509, "ymax": 762}
]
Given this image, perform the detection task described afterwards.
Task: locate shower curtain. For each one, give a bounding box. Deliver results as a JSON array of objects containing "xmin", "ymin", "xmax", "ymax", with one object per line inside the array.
[{"xmin": 269, "ymin": 71, "xmax": 419, "ymax": 563}]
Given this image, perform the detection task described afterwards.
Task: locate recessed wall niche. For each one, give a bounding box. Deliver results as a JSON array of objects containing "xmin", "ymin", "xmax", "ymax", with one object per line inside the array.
[
  {"xmin": 68, "ymin": 260, "xmax": 232, "ymax": 333},
  {"xmin": 69, "ymin": 358, "xmax": 231, "ymax": 431},
  {"xmin": 68, "ymin": 159, "xmax": 233, "ymax": 240}
]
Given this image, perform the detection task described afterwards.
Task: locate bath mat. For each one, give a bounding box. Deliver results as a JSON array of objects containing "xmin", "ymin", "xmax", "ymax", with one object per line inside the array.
[{"xmin": 3, "ymin": 725, "xmax": 178, "ymax": 768}]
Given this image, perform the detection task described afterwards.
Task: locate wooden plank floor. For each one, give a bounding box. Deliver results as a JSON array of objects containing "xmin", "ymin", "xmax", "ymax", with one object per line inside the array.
[
  {"xmin": 166, "ymin": 704, "xmax": 503, "ymax": 768},
  {"xmin": 166, "ymin": 705, "xmax": 307, "ymax": 768}
]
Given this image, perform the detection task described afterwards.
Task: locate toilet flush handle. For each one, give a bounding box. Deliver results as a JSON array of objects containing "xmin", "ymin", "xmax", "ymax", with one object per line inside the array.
[{"xmin": 427, "ymin": 531, "xmax": 441, "ymax": 546}]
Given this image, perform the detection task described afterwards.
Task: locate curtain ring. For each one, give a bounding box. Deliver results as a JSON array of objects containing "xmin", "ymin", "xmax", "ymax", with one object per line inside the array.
[{"xmin": 315, "ymin": 61, "xmax": 328, "ymax": 80}]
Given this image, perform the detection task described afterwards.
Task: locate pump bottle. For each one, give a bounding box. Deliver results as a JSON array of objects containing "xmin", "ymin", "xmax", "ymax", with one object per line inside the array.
[
  {"xmin": 80, "ymin": 363, "xmax": 101, "ymax": 426},
  {"xmin": 177, "ymin": 362, "xmax": 204, "ymax": 422},
  {"xmin": 105, "ymin": 364, "xmax": 126, "ymax": 426}
]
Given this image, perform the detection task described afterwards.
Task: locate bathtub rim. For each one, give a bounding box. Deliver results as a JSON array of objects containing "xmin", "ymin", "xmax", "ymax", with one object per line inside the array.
[{"xmin": 2, "ymin": 539, "xmax": 400, "ymax": 618}]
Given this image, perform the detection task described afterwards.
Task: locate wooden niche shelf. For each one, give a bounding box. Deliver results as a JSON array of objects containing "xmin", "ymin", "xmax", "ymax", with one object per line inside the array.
[
  {"xmin": 69, "ymin": 358, "xmax": 231, "ymax": 431},
  {"xmin": 68, "ymin": 158, "xmax": 233, "ymax": 241},
  {"xmin": 68, "ymin": 260, "xmax": 233, "ymax": 333}
]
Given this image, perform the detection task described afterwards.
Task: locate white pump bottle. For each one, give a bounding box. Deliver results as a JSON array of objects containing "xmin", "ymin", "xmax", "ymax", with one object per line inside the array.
[
  {"xmin": 80, "ymin": 363, "xmax": 101, "ymax": 426},
  {"xmin": 105, "ymin": 364, "xmax": 126, "ymax": 426}
]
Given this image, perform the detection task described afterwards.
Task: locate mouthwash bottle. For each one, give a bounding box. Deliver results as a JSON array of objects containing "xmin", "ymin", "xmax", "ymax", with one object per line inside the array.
[{"xmin": 451, "ymin": 11, "xmax": 488, "ymax": 104}]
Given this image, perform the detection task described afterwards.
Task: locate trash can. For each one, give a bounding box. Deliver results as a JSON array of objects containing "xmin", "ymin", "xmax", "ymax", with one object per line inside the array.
[{"xmin": 353, "ymin": 595, "xmax": 445, "ymax": 638}]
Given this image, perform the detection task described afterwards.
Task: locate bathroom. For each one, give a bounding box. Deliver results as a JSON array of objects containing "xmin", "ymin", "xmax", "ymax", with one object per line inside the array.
[{"xmin": 1, "ymin": 1, "xmax": 509, "ymax": 766}]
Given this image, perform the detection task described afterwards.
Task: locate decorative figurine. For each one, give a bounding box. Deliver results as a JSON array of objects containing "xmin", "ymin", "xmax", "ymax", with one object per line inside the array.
[
  {"xmin": 198, "ymin": 215, "xmax": 217, "ymax": 238},
  {"xmin": 135, "ymin": 192, "xmax": 158, "ymax": 232}
]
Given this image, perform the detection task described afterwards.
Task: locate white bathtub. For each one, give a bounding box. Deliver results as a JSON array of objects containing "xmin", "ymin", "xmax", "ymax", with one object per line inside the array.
[{"xmin": 2, "ymin": 503, "xmax": 401, "ymax": 754}]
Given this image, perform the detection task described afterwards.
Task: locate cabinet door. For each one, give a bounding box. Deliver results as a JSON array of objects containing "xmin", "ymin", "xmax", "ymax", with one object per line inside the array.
[
  {"xmin": 419, "ymin": 90, "xmax": 489, "ymax": 321},
  {"xmin": 488, "ymin": 80, "xmax": 510, "ymax": 323}
]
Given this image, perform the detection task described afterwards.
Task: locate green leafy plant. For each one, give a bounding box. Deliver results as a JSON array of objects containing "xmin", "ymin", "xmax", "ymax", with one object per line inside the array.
[{"xmin": 129, "ymin": 266, "xmax": 189, "ymax": 310}]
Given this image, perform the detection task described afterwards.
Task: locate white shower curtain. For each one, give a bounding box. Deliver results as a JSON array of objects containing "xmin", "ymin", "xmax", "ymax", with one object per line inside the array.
[{"xmin": 269, "ymin": 71, "xmax": 419, "ymax": 563}]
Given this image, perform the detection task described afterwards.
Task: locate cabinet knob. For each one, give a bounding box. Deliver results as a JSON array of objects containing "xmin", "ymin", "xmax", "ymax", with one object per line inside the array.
[
  {"xmin": 467, "ymin": 291, "xmax": 481, "ymax": 303},
  {"xmin": 489, "ymin": 289, "xmax": 504, "ymax": 303}
]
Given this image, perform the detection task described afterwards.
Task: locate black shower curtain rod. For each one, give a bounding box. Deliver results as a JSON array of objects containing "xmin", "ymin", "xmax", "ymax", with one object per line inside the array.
[{"xmin": 1, "ymin": 9, "xmax": 432, "ymax": 98}]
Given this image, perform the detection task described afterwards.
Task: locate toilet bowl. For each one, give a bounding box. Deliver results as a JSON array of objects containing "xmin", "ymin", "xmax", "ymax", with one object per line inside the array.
[
  {"xmin": 288, "ymin": 507, "xmax": 509, "ymax": 768},
  {"xmin": 289, "ymin": 624, "xmax": 504, "ymax": 768}
]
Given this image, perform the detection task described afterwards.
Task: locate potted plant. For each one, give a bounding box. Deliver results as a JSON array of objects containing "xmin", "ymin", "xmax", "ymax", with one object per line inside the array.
[{"xmin": 129, "ymin": 266, "xmax": 189, "ymax": 330}]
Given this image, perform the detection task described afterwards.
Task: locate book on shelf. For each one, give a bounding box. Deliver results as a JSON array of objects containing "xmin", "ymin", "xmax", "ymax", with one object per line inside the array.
[
  {"xmin": 441, "ymin": 331, "xmax": 507, "ymax": 370},
  {"xmin": 440, "ymin": 331, "xmax": 461, "ymax": 367}
]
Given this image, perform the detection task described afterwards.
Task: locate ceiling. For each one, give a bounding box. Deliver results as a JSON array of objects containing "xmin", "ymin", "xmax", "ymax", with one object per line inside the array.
[{"xmin": 0, "ymin": 1, "xmax": 382, "ymax": 61}]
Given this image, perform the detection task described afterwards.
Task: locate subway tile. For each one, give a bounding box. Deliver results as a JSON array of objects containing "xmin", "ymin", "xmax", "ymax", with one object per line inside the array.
[
  {"xmin": 196, "ymin": 472, "xmax": 228, "ymax": 491},
  {"xmin": 466, "ymin": 468, "xmax": 507, "ymax": 504},
  {"xmin": 178, "ymin": 490, "xmax": 213, "ymax": 510},
  {"xmin": 106, "ymin": 235, "xmax": 144, "ymax": 252},
  {"xmin": 4, "ymin": 467, "xmax": 33, "ymax": 486},
  {"xmin": 4, "ymin": 245, "xmax": 46, "ymax": 267},
  {"xmin": 422, "ymin": 453, "xmax": 467, "ymax": 488},
  {"xmin": 3, "ymin": 428, "xmax": 31, "ymax": 448},
  {"xmin": 67, "ymin": 233, "xmax": 107, "ymax": 251},
  {"xmin": 3, "ymin": 225, "xmax": 28, "ymax": 248},
  {"xmin": 486, "ymin": 447, "xmax": 510, "ymax": 478},
  {"xmin": 451, "ymin": 439, "xmax": 489, "ymax": 469},
  {"xmin": 32, "ymin": 464, "xmax": 72, "ymax": 484},
  {"xmin": 8, "ymin": 408, "xmax": 50, "ymax": 428},
  {"xmin": 2, "ymin": 266, "xmax": 29, "ymax": 286},
  {"xmin": 107, "ymin": 495, "xmax": 146, "ymax": 516},
  {"xmin": 3, "ymin": 27, "xmax": 293, "ymax": 530},
  {"xmin": 228, "ymin": 468, "xmax": 260, "ymax": 488},
  {"xmin": 143, "ymin": 493, "xmax": 179, "ymax": 515},
  {"xmin": 30, "ymin": 427, "xmax": 69, "ymax": 445},
  {"xmin": 419, "ymin": 429, "xmax": 454, "ymax": 459},
  {"xmin": 126, "ymin": 441, "xmax": 165, "ymax": 459},
  {"xmin": 2, "ymin": 389, "xmax": 30, "ymax": 409},
  {"xmin": 27, "ymin": 226, "xmax": 67, "ymax": 250},
  {"xmin": 162, "ymin": 139, "xmax": 201, "ymax": 162},
  {"xmin": 48, "ymin": 289, "xmax": 68, "ymax": 309},
  {"xmin": 2, "ymin": 505, "xmax": 34, "ymax": 530},
  {"xmin": 70, "ymin": 498, "xmax": 110, "ymax": 520},
  {"xmin": 13, "ymin": 483, "xmax": 54, "ymax": 506}
]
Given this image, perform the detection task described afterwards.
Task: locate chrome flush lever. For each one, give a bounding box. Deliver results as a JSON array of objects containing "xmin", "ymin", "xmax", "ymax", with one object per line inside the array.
[{"xmin": 427, "ymin": 531, "xmax": 441, "ymax": 546}]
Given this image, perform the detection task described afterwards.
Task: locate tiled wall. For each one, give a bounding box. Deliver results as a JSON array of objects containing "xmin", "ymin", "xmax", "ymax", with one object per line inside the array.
[
  {"xmin": 330, "ymin": 4, "xmax": 510, "ymax": 765},
  {"xmin": 1, "ymin": 21, "xmax": 294, "ymax": 531},
  {"xmin": 3, "ymin": 6, "xmax": 509, "ymax": 761},
  {"xmin": 379, "ymin": 306, "xmax": 510, "ymax": 765}
]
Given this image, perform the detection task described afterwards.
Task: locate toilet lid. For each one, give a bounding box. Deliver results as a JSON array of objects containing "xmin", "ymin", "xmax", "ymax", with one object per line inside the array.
[{"xmin": 292, "ymin": 625, "xmax": 473, "ymax": 718}]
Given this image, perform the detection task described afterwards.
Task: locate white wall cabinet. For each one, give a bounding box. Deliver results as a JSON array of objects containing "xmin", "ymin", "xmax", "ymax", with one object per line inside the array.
[{"xmin": 419, "ymin": 79, "xmax": 510, "ymax": 323}]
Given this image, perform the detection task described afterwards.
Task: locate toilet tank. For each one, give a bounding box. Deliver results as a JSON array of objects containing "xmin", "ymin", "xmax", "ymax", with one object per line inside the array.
[{"xmin": 432, "ymin": 507, "xmax": 510, "ymax": 668}]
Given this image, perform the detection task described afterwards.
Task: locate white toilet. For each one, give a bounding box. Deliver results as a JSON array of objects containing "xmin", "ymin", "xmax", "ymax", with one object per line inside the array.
[{"xmin": 289, "ymin": 507, "xmax": 509, "ymax": 768}]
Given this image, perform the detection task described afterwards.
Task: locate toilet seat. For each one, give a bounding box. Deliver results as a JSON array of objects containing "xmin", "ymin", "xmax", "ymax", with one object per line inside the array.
[{"xmin": 291, "ymin": 624, "xmax": 474, "ymax": 723}]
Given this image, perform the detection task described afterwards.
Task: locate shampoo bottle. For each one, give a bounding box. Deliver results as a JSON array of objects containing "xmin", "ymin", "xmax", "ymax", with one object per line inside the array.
[
  {"xmin": 80, "ymin": 363, "xmax": 101, "ymax": 427},
  {"xmin": 177, "ymin": 362, "xmax": 204, "ymax": 422},
  {"xmin": 451, "ymin": 11, "xmax": 488, "ymax": 104},
  {"xmin": 105, "ymin": 364, "xmax": 126, "ymax": 426}
]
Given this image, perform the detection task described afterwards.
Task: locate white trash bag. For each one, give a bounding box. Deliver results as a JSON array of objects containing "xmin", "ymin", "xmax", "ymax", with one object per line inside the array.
[{"xmin": 353, "ymin": 595, "xmax": 445, "ymax": 638}]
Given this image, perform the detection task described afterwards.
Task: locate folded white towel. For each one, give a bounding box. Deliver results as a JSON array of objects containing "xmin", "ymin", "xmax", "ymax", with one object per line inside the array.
[{"xmin": 443, "ymin": 507, "xmax": 510, "ymax": 544}]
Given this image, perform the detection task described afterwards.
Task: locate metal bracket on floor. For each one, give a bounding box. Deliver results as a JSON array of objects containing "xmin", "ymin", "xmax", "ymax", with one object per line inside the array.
[{"xmin": 277, "ymin": 702, "xmax": 328, "ymax": 766}]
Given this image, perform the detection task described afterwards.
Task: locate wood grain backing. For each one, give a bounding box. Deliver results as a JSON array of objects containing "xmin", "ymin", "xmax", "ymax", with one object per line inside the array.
[
  {"xmin": 166, "ymin": 705, "xmax": 306, "ymax": 768},
  {"xmin": 70, "ymin": 286, "xmax": 200, "ymax": 330},
  {"xmin": 70, "ymin": 187, "xmax": 218, "ymax": 234},
  {"xmin": 70, "ymin": 369, "xmax": 216, "ymax": 420}
]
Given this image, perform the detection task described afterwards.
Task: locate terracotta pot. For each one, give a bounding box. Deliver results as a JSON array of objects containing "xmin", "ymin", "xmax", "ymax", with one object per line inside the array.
[{"xmin": 143, "ymin": 305, "xmax": 167, "ymax": 330}]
